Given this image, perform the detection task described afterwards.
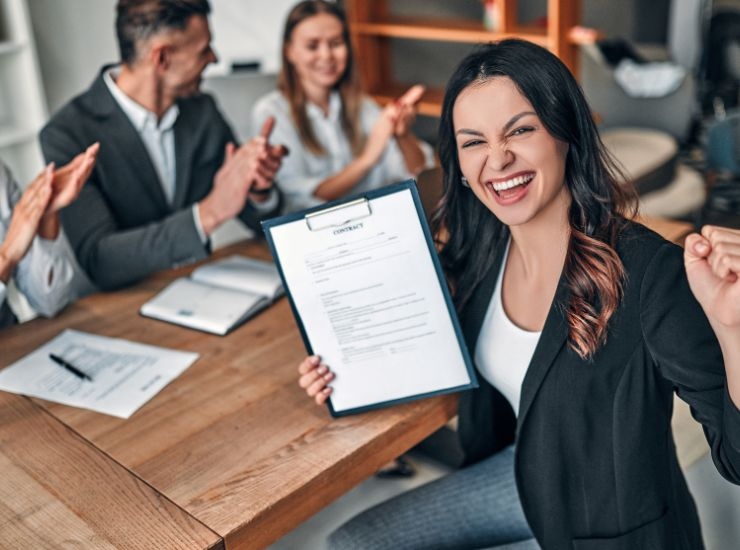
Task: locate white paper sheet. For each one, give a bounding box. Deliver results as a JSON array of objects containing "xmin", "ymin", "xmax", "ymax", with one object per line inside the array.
[
  {"xmin": 268, "ymin": 187, "xmax": 474, "ymax": 414},
  {"xmin": 0, "ymin": 329, "xmax": 198, "ymax": 418}
]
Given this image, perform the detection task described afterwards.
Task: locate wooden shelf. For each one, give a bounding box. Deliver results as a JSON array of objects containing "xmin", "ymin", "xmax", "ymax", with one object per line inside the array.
[
  {"xmin": 567, "ymin": 25, "xmax": 602, "ymax": 46},
  {"xmin": 352, "ymin": 16, "xmax": 548, "ymax": 47},
  {"xmin": 346, "ymin": 1, "xmax": 588, "ymax": 118}
]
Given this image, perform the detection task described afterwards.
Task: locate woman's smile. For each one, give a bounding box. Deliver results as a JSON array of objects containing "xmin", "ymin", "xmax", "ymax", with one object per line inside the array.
[
  {"xmin": 486, "ymin": 171, "xmax": 536, "ymax": 204},
  {"xmin": 453, "ymin": 77, "xmax": 569, "ymax": 227}
]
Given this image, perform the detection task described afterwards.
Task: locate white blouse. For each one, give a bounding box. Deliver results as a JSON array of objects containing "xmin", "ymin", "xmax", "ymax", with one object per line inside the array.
[
  {"xmin": 474, "ymin": 242, "xmax": 542, "ymax": 416},
  {"xmin": 251, "ymin": 90, "xmax": 434, "ymax": 213}
]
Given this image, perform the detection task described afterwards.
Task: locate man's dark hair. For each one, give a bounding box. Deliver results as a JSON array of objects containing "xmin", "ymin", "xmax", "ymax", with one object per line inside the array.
[{"xmin": 116, "ymin": 0, "xmax": 211, "ymax": 64}]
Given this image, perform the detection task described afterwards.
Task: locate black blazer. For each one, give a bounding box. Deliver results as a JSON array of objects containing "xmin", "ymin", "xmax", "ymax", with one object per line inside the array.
[
  {"xmin": 457, "ymin": 220, "xmax": 740, "ymax": 549},
  {"xmin": 40, "ymin": 68, "xmax": 281, "ymax": 290}
]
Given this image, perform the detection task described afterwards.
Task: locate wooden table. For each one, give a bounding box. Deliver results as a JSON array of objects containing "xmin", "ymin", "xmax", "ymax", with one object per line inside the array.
[
  {"xmin": 0, "ymin": 217, "xmax": 704, "ymax": 548},
  {"xmin": 637, "ymin": 215, "xmax": 694, "ymax": 245},
  {"xmin": 0, "ymin": 391, "xmax": 222, "ymax": 549},
  {"xmin": 0, "ymin": 240, "xmax": 457, "ymax": 549}
]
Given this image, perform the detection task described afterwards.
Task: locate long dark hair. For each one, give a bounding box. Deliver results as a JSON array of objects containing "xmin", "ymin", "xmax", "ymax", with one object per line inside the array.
[
  {"xmin": 433, "ymin": 40, "xmax": 637, "ymax": 359},
  {"xmin": 278, "ymin": 0, "xmax": 363, "ymax": 156}
]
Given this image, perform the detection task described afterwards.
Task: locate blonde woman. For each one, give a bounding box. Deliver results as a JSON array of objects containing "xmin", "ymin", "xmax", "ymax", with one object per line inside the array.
[{"xmin": 252, "ymin": 0, "xmax": 434, "ymax": 213}]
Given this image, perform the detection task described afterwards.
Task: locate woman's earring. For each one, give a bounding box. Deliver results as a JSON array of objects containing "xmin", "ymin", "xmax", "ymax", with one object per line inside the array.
[{"xmin": 461, "ymin": 176, "xmax": 470, "ymax": 188}]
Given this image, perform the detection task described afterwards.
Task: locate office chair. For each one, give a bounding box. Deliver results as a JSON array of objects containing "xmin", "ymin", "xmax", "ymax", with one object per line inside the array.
[
  {"xmin": 582, "ymin": 0, "xmax": 710, "ymax": 218},
  {"xmin": 415, "ymin": 166, "xmax": 444, "ymax": 221},
  {"xmin": 581, "ymin": 0, "xmax": 708, "ymax": 141}
]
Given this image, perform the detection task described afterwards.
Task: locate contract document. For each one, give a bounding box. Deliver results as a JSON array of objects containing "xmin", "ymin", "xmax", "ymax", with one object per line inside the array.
[
  {"xmin": 0, "ymin": 329, "xmax": 198, "ymax": 418},
  {"xmin": 264, "ymin": 180, "xmax": 476, "ymax": 416}
]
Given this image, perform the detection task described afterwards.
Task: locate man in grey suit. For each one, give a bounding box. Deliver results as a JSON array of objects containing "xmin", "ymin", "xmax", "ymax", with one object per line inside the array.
[{"xmin": 40, "ymin": 0, "xmax": 286, "ymax": 290}]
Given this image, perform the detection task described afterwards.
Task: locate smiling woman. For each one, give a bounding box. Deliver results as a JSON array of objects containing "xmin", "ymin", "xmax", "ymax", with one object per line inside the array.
[
  {"xmin": 251, "ymin": 0, "xmax": 436, "ymax": 213},
  {"xmin": 298, "ymin": 39, "xmax": 740, "ymax": 550},
  {"xmin": 454, "ymin": 80, "xmax": 570, "ymax": 229},
  {"xmin": 439, "ymin": 42, "xmax": 636, "ymax": 357}
]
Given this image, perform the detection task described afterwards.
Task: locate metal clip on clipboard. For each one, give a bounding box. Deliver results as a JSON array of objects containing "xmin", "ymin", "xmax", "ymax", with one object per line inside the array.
[{"xmin": 304, "ymin": 197, "xmax": 372, "ymax": 231}]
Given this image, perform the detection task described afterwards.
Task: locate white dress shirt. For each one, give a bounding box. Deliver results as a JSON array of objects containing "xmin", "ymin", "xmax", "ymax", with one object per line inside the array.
[
  {"xmin": 0, "ymin": 162, "xmax": 81, "ymax": 321},
  {"xmin": 474, "ymin": 241, "xmax": 541, "ymax": 416},
  {"xmin": 251, "ymin": 90, "xmax": 434, "ymax": 213},
  {"xmin": 104, "ymin": 68, "xmax": 179, "ymax": 203},
  {"xmin": 105, "ymin": 68, "xmax": 277, "ymax": 240}
]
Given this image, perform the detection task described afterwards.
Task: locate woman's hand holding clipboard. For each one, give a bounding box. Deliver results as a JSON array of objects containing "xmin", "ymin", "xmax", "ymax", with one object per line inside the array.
[{"xmin": 263, "ymin": 181, "xmax": 477, "ymax": 417}]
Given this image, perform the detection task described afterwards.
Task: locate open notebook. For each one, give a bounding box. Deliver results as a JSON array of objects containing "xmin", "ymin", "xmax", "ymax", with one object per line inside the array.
[{"xmin": 140, "ymin": 255, "xmax": 284, "ymax": 335}]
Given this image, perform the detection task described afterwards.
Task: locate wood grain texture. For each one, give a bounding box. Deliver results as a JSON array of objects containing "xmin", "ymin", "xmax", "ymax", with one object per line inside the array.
[
  {"xmin": 2, "ymin": 241, "xmax": 457, "ymax": 549},
  {"xmin": 0, "ymin": 392, "xmax": 223, "ymax": 550},
  {"xmin": 346, "ymin": 0, "xmax": 585, "ymax": 116},
  {"xmin": 547, "ymin": 0, "xmax": 581, "ymax": 73},
  {"xmin": 638, "ymin": 215, "xmax": 694, "ymax": 246},
  {"xmin": 2, "ymin": 220, "xmax": 701, "ymax": 548},
  {"xmin": 351, "ymin": 17, "xmax": 548, "ymax": 46}
]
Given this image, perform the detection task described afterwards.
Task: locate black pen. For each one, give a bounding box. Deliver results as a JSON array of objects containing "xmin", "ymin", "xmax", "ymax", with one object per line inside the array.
[{"xmin": 49, "ymin": 353, "xmax": 94, "ymax": 382}]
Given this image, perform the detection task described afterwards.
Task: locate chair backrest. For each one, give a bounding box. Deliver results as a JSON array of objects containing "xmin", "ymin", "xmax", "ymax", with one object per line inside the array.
[{"xmin": 415, "ymin": 166, "xmax": 444, "ymax": 221}]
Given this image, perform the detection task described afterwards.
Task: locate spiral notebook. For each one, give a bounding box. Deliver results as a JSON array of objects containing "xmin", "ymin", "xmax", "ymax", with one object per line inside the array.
[{"xmin": 140, "ymin": 255, "xmax": 284, "ymax": 335}]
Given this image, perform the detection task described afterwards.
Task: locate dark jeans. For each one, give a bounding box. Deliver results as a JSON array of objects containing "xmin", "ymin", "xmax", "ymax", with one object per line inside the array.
[{"xmin": 328, "ymin": 446, "xmax": 538, "ymax": 550}]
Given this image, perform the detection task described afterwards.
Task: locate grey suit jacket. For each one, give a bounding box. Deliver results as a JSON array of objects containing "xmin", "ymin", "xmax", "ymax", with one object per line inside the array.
[
  {"xmin": 457, "ymin": 220, "xmax": 740, "ymax": 549},
  {"xmin": 40, "ymin": 67, "xmax": 281, "ymax": 290}
]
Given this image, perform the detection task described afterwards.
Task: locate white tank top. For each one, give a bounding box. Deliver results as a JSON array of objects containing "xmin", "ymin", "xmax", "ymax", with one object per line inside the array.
[{"xmin": 474, "ymin": 242, "xmax": 542, "ymax": 417}]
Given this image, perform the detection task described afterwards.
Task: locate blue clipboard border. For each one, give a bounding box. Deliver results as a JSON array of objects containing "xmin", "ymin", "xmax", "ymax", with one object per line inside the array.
[{"xmin": 262, "ymin": 179, "xmax": 478, "ymax": 417}]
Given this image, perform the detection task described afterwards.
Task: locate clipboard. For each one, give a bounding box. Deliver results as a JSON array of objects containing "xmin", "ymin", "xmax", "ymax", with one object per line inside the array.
[{"xmin": 263, "ymin": 180, "xmax": 477, "ymax": 417}]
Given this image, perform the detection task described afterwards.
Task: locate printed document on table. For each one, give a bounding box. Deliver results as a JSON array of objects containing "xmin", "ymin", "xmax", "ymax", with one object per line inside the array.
[
  {"xmin": 0, "ymin": 329, "xmax": 198, "ymax": 418},
  {"xmin": 264, "ymin": 181, "xmax": 476, "ymax": 416}
]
